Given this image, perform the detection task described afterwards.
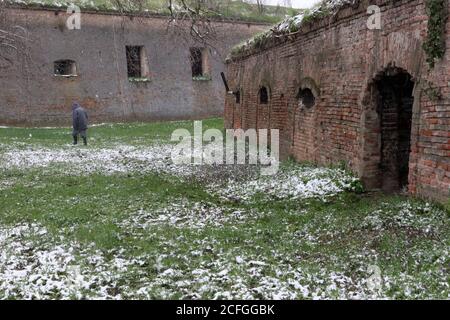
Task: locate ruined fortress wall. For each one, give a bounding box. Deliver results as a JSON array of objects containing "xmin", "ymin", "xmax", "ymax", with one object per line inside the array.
[
  {"xmin": 0, "ymin": 6, "xmax": 267, "ymax": 125},
  {"xmin": 224, "ymin": 0, "xmax": 450, "ymax": 202}
]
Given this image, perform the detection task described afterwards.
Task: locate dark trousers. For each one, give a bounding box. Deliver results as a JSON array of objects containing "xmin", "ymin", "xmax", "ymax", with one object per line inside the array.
[
  {"xmin": 72, "ymin": 129, "xmax": 87, "ymax": 145},
  {"xmin": 72, "ymin": 129, "xmax": 87, "ymax": 138}
]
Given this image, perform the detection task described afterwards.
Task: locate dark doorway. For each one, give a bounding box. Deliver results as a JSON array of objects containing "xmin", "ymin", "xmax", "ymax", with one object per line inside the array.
[{"xmin": 375, "ymin": 69, "xmax": 414, "ymax": 191}]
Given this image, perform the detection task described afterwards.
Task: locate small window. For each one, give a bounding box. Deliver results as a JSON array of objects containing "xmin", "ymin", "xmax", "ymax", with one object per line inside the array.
[
  {"xmin": 235, "ymin": 90, "xmax": 241, "ymax": 104},
  {"xmin": 54, "ymin": 60, "xmax": 77, "ymax": 76},
  {"xmin": 190, "ymin": 48, "xmax": 203, "ymax": 77},
  {"xmin": 126, "ymin": 46, "xmax": 141, "ymax": 77},
  {"xmin": 190, "ymin": 47, "xmax": 210, "ymax": 80},
  {"xmin": 298, "ymin": 88, "xmax": 316, "ymax": 108},
  {"xmin": 126, "ymin": 46, "xmax": 149, "ymax": 80},
  {"xmin": 259, "ymin": 86, "xmax": 269, "ymax": 104}
]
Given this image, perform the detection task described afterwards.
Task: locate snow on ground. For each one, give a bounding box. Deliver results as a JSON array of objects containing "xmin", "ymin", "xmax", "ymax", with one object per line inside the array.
[
  {"xmin": 0, "ymin": 222, "xmax": 308, "ymax": 299},
  {"xmin": 0, "ymin": 223, "xmax": 394, "ymax": 299},
  {"xmin": 0, "ymin": 223, "xmax": 96, "ymax": 299},
  {"xmin": 230, "ymin": 0, "xmax": 358, "ymax": 57},
  {"xmin": 213, "ymin": 166, "xmax": 360, "ymax": 202},
  {"xmin": 2, "ymin": 201, "xmax": 447, "ymax": 300},
  {"xmin": 0, "ymin": 142, "xmax": 447, "ymax": 299},
  {"xmin": 0, "ymin": 144, "xmax": 177, "ymax": 175},
  {"xmin": 0, "ymin": 143, "xmax": 360, "ymax": 202},
  {"xmin": 117, "ymin": 199, "xmax": 260, "ymax": 230},
  {"xmin": 0, "ymin": 178, "xmax": 16, "ymax": 191},
  {"xmin": 0, "ymin": 143, "xmax": 252, "ymax": 180},
  {"xmin": 0, "ymin": 223, "xmax": 154, "ymax": 299},
  {"xmin": 272, "ymin": 0, "xmax": 358, "ymax": 34}
]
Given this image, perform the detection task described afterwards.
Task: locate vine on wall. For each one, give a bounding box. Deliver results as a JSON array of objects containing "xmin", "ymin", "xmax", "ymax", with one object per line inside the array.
[
  {"xmin": 423, "ymin": 0, "xmax": 448, "ymax": 68},
  {"xmin": 423, "ymin": 80, "xmax": 442, "ymax": 100}
]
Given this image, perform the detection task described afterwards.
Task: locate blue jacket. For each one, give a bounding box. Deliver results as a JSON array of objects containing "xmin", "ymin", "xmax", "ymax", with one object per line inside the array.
[{"xmin": 72, "ymin": 103, "xmax": 88, "ymax": 131}]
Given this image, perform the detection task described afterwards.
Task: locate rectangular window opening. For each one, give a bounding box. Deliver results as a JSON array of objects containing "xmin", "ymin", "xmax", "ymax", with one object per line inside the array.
[
  {"xmin": 54, "ymin": 60, "xmax": 77, "ymax": 76},
  {"xmin": 126, "ymin": 46, "xmax": 149, "ymax": 81},
  {"xmin": 190, "ymin": 47, "xmax": 210, "ymax": 80}
]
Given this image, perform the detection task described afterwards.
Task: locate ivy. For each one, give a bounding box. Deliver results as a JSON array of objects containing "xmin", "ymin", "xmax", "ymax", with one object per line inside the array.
[
  {"xmin": 252, "ymin": 31, "xmax": 272, "ymax": 49},
  {"xmin": 445, "ymin": 198, "xmax": 450, "ymax": 214},
  {"xmin": 423, "ymin": 0, "xmax": 448, "ymax": 68},
  {"xmin": 302, "ymin": 6, "xmax": 331, "ymax": 25},
  {"xmin": 423, "ymin": 80, "xmax": 442, "ymax": 100}
]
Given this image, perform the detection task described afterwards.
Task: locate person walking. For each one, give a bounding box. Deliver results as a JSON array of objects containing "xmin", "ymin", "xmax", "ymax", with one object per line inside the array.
[{"xmin": 72, "ymin": 102, "xmax": 88, "ymax": 146}]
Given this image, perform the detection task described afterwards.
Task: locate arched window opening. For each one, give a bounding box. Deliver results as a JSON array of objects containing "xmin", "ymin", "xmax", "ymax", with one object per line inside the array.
[
  {"xmin": 259, "ymin": 86, "xmax": 269, "ymax": 104},
  {"xmin": 54, "ymin": 60, "xmax": 77, "ymax": 76},
  {"xmin": 298, "ymin": 88, "xmax": 315, "ymax": 108}
]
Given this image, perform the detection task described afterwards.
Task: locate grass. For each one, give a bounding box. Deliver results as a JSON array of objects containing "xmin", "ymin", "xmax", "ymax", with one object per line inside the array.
[
  {"xmin": 0, "ymin": 118, "xmax": 448, "ymax": 299},
  {"xmin": 15, "ymin": 0, "xmax": 300, "ymax": 24},
  {"xmin": 0, "ymin": 118, "xmax": 224, "ymax": 147}
]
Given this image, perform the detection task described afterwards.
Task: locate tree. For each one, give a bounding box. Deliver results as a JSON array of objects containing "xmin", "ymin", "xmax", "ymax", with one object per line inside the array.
[
  {"xmin": 166, "ymin": 0, "xmax": 222, "ymax": 46},
  {"xmin": 255, "ymin": 0, "xmax": 267, "ymax": 14},
  {"xmin": 0, "ymin": 2, "xmax": 31, "ymax": 69},
  {"xmin": 281, "ymin": 0, "xmax": 292, "ymax": 8},
  {"xmin": 111, "ymin": 0, "xmax": 235, "ymax": 50}
]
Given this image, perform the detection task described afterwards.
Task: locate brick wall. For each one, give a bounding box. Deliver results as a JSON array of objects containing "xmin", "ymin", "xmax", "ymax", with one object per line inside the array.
[
  {"xmin": 224, "ymin": 0, "xmax": 450, "ymax": 203},
  {"xmin": 0, "ymin": 6, "xmax": 267, "ymax": 126}
]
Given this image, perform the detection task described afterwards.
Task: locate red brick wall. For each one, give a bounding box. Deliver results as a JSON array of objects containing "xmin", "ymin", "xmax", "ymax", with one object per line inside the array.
[{"xmin": 225, "ymin": 0, "xmax": 450, "ymax": 203}]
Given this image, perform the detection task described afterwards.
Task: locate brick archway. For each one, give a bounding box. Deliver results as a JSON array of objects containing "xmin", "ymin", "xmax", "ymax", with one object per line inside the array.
[
  {"xmin": 256, "ymin": 81, "xmax": 272, "ymax": 130},
  {"xmin": 287, "ymin": 77, "xmax": 320, "ymax": 158},
  {"xmin": 361, "ymin": 67, "xmax": 415, "ymax": 191}
]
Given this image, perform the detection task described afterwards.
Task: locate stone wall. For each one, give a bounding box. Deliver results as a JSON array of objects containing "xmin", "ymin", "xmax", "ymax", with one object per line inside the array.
[
  {"xmin": 224, "ymin": 0, "xmax": 450, "ymax": 202},
  {"xmin": 0, "ymin": 6, "xmax": 267, "ymax": 125}
]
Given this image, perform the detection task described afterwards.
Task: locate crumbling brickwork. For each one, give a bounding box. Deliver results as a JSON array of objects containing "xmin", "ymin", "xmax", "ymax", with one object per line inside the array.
[
  {"xmin": 0, "ymin": 5, "xmax": 267, "ymax": 125},
  {"xmin": 224, "ymin": 0, "xmax": 450, "ymax": 202}
]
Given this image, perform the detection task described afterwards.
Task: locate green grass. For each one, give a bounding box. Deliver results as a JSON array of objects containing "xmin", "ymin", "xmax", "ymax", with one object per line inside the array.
[
  {"xmin": 0, "ymin": 118, "xmax": 448, "ymax": 299},
  {"xmin": 0, "ymin": 118, "xmax": 224, "ymax": 147},
  {"xmin": 16, "ymin": 0, "xmax": 300, "ymax": 24}
]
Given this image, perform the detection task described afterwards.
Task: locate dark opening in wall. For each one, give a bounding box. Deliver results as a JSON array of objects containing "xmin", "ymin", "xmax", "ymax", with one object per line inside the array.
[
  {"xmin": 259, "ymin": 86, "xmax": 269, "ymax": 104},
  {"xmin": 298, "ymin": 88, "xmax": 315, "ymax": 108},
  {"xmin": 126, "ymin": 46, "xmax": 142, "ymax": 78},
  {"xmin": 376, "ymin": 70, "xmax": 414, "ymax": 191},
  {"xmin": 190, "ymin": 48, "xmax": 203, "ymax": 77},
  {"xmin": 235, "ymin": 90, "xmax": 241, "ymax": 104},
  {"xmin": 54, "ymin": 60, "xmax": 77, "ymax": 76},
  {"xmin": 190, "ymin": 47, "xmax": 210, "ymax": 80},
  {"xmin": 126, "ymin": 46, "xmax": 150, "ymax": 82}
]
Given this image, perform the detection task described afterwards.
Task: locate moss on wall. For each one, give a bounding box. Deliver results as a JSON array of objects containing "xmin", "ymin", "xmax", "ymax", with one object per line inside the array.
[{"xmin": 423, "ymin": 0, "xmax": 448, "ymax": 68}]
